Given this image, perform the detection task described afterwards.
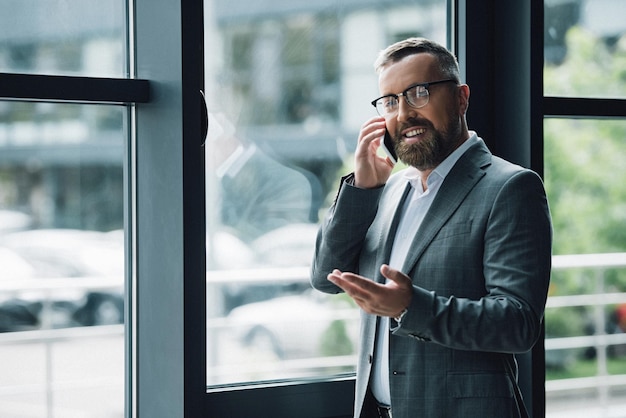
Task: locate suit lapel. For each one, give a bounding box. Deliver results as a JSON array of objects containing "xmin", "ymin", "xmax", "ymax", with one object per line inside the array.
[
  {"xmin": 401, "ymin": 141, "xmax": 491, "ymax": 273},
  {"xmin": 375, "ymin": 180, "xmax": 412, "ymax": 283}
]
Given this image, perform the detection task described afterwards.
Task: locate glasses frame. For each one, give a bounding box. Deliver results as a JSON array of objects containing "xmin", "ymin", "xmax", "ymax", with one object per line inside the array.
[{"xmin": 370, "ymin": 79, "xmax": 457, "ymax": 116}]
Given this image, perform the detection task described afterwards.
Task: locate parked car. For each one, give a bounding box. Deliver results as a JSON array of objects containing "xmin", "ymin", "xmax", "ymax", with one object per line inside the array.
[
  {"xmin": 227, "ymin": 289, "xmax": 359, "ymax": 360},
  {"xmin": 208, "ymin": 223, "xmax": 319, "ymax": 315},
  {"xmin": 0, "ymin": 229, "xmax": 124, "ymax": 331}
]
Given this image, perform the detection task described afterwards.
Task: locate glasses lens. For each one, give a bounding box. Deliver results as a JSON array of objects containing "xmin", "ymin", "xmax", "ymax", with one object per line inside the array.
[
  {"xmin": 376, "ymin": 96, "xmax": 398, "ymax": 116},
  {"xmin": 406, "ymin": 85, "xmax": 429, "ymax": 108}
]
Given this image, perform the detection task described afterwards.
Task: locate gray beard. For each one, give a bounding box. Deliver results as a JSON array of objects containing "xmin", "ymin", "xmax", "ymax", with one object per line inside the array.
[{"xmin": 395, "ymin": 118, "xmax": 462, "ymax": 171}]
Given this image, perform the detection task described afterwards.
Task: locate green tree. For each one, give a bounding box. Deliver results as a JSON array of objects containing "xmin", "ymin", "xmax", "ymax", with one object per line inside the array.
[{"xmin": 544, "ymin": 27, "xmax": 626, "ymax": 258}]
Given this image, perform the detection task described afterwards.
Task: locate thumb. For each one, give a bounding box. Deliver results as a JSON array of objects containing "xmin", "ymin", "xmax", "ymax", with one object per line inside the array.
[{"xmin": 380, "ymin": 264, "xmax": 410, "ymax": 287}]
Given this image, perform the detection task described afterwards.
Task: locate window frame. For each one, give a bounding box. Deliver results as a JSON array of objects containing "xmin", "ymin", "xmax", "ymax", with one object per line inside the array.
[
  {"xmin": 0, "ymin": 73, "xmax": 149, "ymax": 104},
  {"xmin": 133, "ymin": 0, "xmax": 205, "ymax": 417}
]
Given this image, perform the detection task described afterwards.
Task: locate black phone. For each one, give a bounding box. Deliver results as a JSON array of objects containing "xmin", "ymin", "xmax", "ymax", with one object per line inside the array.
[{"xmin": 381, "ymin": 128, "xmax": 398, "ymax": 165}]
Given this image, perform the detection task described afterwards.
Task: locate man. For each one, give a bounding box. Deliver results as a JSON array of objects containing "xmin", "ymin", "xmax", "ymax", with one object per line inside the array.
[{"xmin": 310, "ymin": 38, "xmax": 552, "ymax": 418}]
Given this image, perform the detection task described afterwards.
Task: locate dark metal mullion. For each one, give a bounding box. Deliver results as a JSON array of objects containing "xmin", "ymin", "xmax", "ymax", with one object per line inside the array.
[
  {"xmin": 0, "ymin": 73, "xmax": 150, "ymax": 104},
  {"xmin": 530, "ymin": 2, "xmax": 547, "ymax": 417},
  {"xmin": 544, "ymin": 96, "xmax": 626, "ymax": 118}
]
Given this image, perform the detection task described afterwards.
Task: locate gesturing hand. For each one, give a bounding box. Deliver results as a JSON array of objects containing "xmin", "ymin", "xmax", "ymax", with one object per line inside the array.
[{"xmin": 327, "ymin": 264, "xmax": 412, "ymax": 318}]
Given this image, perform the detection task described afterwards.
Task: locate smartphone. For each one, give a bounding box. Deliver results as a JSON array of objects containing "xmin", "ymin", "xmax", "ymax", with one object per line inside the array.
[{"xmin": 381, "ymin": 128, "xmax": 398, "ymax": 165}]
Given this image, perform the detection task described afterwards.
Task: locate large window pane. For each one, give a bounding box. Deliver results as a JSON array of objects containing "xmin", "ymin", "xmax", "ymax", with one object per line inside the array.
[
  {"xmin": 543, "ymin": 118, "xmax": 626, "ymax": 415},
  {"xmin": 0, "ymin": 102, "xmax": 125, "ymax": 418},
  {"xmin": 204, "ymin": 0, "xmax": 448, "ymax": 386},
  {"xmin": 0, "ymin": 0, "xmax": 126, "ymax": 77},
  {"xmin": 544, "ymin": 0, "xmax": 626, "ymax": 98},
  {"xmin": 544, "ymin": 119, "xmax": 626, "ymax": 256}
]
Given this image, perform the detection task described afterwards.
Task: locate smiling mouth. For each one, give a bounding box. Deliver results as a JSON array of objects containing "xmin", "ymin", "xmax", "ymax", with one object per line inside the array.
[{"xmin": 403, "ymin": 128, "xmax": 426, "ymax": 144}]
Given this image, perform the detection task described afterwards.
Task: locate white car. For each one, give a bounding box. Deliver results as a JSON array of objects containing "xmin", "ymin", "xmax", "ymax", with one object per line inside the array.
[
  {"xmin": 227, "ymin": 289, "xmax": 359, "ymax": 359},
  {"xmin": 0, "ymin": 229, "xmax": 124, "ymax": 330}
]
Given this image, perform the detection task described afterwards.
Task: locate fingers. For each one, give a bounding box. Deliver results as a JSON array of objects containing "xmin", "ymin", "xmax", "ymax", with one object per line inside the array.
[
  {"xmin": 328, "ymin": 267, "xmax": 412, "ymax": 317},
  {"xmin": 355, "ymin": 118, "xmax": 386, "ymax": 163},
  {"xmin": 327, "ymin": 270, "xmax": 382, "ymax": 313},
  {"xmin": 328, "ymin": 270, "xmax": 376, "ymax": 297},
  {"xmin": 380, "ymin": 264, "xmax": 411, "ymax": 288},
  {"xmin": 357, "ymin": 117, "xmax": 386, "ymax": 149},
  {"xmin": 354, "ymin": 117, "xmax": 394, "ymax": 189},
  {"xmin": 330, "ymin": 274, "xmax": 381, "ymax": 313},
  {"xmin": 380, "ymin": 264, "xmax": 413, "ymax": 316}
]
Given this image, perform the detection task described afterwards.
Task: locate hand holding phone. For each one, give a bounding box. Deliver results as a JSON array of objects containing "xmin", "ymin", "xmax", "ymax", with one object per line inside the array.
[{"xmin": 381, "ymin": 128, "xmax": 397, "ymax": 165}]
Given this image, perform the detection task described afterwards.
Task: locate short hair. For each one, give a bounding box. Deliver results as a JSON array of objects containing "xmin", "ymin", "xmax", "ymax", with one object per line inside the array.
[{"xmin": 374, "ymin": 37, "xmax": 460, "ymax": 82}]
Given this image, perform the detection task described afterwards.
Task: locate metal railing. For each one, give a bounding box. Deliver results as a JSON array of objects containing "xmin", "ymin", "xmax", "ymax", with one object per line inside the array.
[
  {"xmin": 0, "ymin": 325, "xmax": 123, "ymax": 418},
  {"xmin": 546, "ymin": 253, "xmax": 626, "ymax": 415}
]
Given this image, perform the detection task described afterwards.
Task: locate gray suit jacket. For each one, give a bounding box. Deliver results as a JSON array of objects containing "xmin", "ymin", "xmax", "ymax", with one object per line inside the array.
[{"xmin": 311, "ymin": 138, "xmax": 552, "ymax": 418}]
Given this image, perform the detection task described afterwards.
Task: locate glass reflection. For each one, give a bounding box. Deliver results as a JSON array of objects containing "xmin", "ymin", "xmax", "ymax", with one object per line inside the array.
[
  {"xmin": 544, "ymin": 0, "xmax": 626, "ymax": 98},
  {"xmin": 0, "ymin": 0, "xmax": 125, "ymax": 77},
  {"xmin": 204, "ymin": 0, "xmax": 448, "ymax": 386},
  {"xmin": 0, "ymin": 103, "xmax": 125, "ymax": 417}
]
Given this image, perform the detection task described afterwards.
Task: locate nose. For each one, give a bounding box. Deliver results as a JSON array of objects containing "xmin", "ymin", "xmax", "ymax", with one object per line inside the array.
[{"xmin": 396, "ymin": 95, "xmax": 417, "ymax": 123}]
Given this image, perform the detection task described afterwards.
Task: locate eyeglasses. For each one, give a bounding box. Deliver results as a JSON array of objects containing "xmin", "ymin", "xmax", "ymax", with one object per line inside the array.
[{"xmin": 371, "ymin": 79, "xmax": 457, "ymax": 117}]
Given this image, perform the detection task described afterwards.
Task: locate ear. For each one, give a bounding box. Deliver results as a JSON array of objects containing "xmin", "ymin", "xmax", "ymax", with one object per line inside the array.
[{"xmin": 457, "ymin": 84, "xmax": 470, "ymax": 115}]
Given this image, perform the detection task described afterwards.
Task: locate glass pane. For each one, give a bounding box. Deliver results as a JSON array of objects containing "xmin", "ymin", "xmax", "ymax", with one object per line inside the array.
[
  {"xmin": 544, "ymin": 118, "xmax": 626, "ymax": 415},
  {"xmin": 204, "ymin": 0, "xmax": 448, "ymax": 386},
  {"xmin": 0, "ymin": 0, "xmax": 126, "ymax": 77},
  {"xmin": 544, "ymin": 0, "xmax": 626, "ymax": 98},
  {"xmin": 544, "ymin": 119, "xmax": 626, "ymax": 256},
  {"xmin": 0, "ymin": 102, "xmax": 125, "ymax": 418}
]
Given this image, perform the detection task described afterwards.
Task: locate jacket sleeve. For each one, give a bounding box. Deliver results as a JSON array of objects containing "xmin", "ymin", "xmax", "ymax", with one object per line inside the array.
[{"xmin": 310, "ymin": 175, "xmax": 384, "ymax": 294}]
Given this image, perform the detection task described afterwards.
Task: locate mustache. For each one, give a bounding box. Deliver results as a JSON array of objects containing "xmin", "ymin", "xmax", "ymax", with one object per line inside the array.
[{"xmin": 397, "ymin": 118, "xmax": 433, "ymax": 135}]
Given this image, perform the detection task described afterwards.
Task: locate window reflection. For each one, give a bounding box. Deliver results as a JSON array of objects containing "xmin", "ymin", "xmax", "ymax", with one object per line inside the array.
[
  {"xmin": 0, "ymin": 103, "xmax": 125, "ymax": 417},
  {"xmin": 0, "ymin": 0, "xmax": 125, "ymax": 77},
  {"xmin": 544, "ymin": 0, "xmax": 626, "ymax": 98},
  {"xmin": 204, "ymin": 0, "xmax": 448, "ymax": 386}
]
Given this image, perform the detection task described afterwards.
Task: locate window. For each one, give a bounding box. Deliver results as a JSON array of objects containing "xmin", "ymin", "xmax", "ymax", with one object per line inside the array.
[
  {"xmin": 203, "ymin": 0, "xmax": 449, "ymax": 388},
  {"xmin": 545, "ymin": 0, "xmax": 626, "ymax": 99},
  {"xmin": 0, "ymin": 1, "xmax": 126, "ymax": 77},
  {"xmin": 543, "ymin": 1, "xmax": 626, "ymax": 415},
  {"xmin": 0, "ymin": 105, "xmax": 126, "ymax": 418},
  {"xmin": 0, "ymin": 1, "xmax": 146, "ymax": 417}
]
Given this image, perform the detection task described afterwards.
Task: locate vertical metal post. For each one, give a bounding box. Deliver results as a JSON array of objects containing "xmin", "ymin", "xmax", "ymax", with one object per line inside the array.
[
  {"xmin": 595, "ymin": 268, "xmax": 608, "ymax": 415},
  {"xmin": 42, "ymin": 292, "xmax": 54, "ymax": 418},
  {"xmin": 44, "ymin": 340, "xmax": 53, "ymax": 418}
]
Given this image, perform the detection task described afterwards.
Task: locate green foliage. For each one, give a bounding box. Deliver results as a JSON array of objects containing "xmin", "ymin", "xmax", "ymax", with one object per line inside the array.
[
  {"xmin": 546, "ymin": 356, "xmax": 626, "ymax": 381},
  {"xmin": 544, "ymin": 118, "xmax": 626, "ymax": 255},
  {"xmin": 319, "ymin": 319, "xmax": 353, "ymax": 356},
  {"xmin": 544, "ymin": 27, "xmax": 626, "ymax": 97},
  {"xmin": 544, "ymin": 27, "xmax": 626, "ymax": 258},
  {"xmin": 544, "ymin": 306, "xmax": 587, "ymax": 338}
]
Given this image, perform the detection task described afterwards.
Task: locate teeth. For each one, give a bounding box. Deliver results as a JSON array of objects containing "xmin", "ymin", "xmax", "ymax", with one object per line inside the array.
[{"xmin": 405, "ymin": 128, "xmax": 426, "ymax": 138}]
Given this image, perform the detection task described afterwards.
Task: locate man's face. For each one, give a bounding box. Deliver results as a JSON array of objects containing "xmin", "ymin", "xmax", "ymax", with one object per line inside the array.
[{"xmin": 378, "ymin": 53, "xmax": 469, "ymax": 171}]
